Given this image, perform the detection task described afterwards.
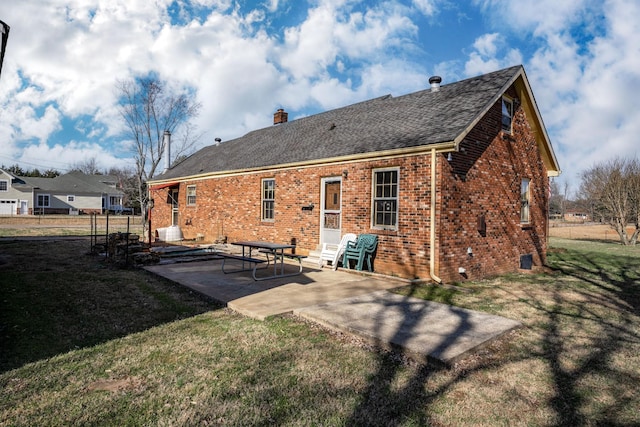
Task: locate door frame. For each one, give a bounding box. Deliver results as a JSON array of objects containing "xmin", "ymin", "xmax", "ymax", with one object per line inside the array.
[
  {"xmin": 319, "ymin": 176, "xmax": 343, "ymax": 246},
  {"xmin": 170, "ymin": 188, "xmax": 179, "ymax": 226}
]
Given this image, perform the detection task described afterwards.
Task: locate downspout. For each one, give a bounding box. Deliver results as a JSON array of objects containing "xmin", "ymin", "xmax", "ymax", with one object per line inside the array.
[{"xmin": 430, "ymin": 148, "xmax": 442, "ymax": 283}]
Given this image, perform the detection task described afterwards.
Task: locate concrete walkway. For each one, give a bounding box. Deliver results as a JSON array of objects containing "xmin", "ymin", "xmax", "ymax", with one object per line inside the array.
[{"xmin": 144, "ymin": 258, "xmax": 520, "ymax": 364}]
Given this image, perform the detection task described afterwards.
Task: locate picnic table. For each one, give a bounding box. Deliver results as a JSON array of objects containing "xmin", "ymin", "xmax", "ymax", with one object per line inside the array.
[{"xmin": 221, "ymin": 240, "xmax": 306, "ymax": 281}]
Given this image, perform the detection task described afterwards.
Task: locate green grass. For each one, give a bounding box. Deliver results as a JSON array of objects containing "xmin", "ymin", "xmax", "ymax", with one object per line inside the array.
[{"xmin": 1, "ymin": 237, "xmax": 639, "ymax": 425}]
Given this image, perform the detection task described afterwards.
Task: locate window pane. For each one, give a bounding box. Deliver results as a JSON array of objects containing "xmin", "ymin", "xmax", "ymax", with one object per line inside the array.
[
  {"xmin": 262, "ymin": 179, "xmax": 275, "ymax": 220},
  {"xmin": 502, "ymin": 98, "xmax": 513, "ymax": 132},
  {"xmin": 372, "ymin": 170, "xmax": 399, "ymax": 228},
  {"xmin": 521, "ymin": 179, "xmax": 530, "ymax": 223},
  {"xmin": 187, "ymin": 186, "xmax": 196, "ymax": 205}
]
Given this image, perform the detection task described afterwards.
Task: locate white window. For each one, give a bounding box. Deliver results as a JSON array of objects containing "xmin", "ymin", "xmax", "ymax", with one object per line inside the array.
[
  {"xmin": 372, "ymin": 168, "xmax": 399, "ymax": 229},
  {"xmin": 37, "ymin": 194, "xmax": 50, "ymax": 207},
  {"xmin": 0, "ymin": 180, "xmax": 7, "ymax": 191},
  {"xmin": 521, "ymin": 178, "xmax": 530, "ymax": 223},
  {"xmin": 502, "ymin": 96, "xmax": 513, "ymax": 133},
  {"xmin": 186, "ymin": 185, "xmax": 196, "ymax": 206},
  {"xmin": 67, "ymin": 195, "xmax": 75, "ymax": 202},
  {"xmin": 261, "ymin": 178, "xmax": 275, "ymax": 221}
]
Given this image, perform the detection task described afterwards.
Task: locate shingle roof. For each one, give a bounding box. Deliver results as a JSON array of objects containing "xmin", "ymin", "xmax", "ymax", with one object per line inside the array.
[
  {"xmin": 155, "ymin": 65, "xmax": 523, "ymax": 181},
  {"xmin": 13, "ymin": 172, "xmax": 122, "ymax": 194}
]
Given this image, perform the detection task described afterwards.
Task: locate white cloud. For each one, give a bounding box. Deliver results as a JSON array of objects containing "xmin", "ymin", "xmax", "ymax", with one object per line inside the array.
[
  {"xmin": 468, "ymin": 0, "xmax": 640, "ymax": 192},
  {"xmin": 18, "ymin": 140, "xmax": 132, "ymax": 172},
  {"xmin": 463, "ymin": 33, "xmax": 522, "ymax": 76},
  {"xmin": 412, "ymin": 0, "xmax": 438, "ymax": 16}
]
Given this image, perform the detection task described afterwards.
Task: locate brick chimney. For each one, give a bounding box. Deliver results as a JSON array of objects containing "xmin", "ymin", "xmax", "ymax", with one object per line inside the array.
[{"xmin": 273, "ymin": 108, "xmax": 288, "ymax": 125}]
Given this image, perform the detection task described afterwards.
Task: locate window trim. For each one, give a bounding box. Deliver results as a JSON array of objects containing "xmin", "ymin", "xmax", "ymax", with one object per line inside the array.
[
  {"xmin": 371, "ymin": 167, "xmax": 399, "ymax": 230},
  {"xmin": 261, "ymin": 178, "xmax": 275, "ymax": 222},
  {"xmin": 521, "ymin": 178, "xmax": 531, "ymax": 224},
  {"xmin": 502, "ymin": 96, "xmax": 513, "ymax": 133},
  {"xmin": 0, "ymin": 180, "xmax": 7, "ymax": 192},
  {"xmin": 186, "ymin": 185, "xmax": 196, "ymax": 206},
  {"xmin": 37, "ymin": 194, "xmax": 50, "ymax": 207}
]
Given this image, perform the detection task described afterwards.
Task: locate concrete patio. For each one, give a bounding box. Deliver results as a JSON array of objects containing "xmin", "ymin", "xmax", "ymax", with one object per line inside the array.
[{"xmin": 144, "ymin": 257, "xmax": 521, "ymax": 364}]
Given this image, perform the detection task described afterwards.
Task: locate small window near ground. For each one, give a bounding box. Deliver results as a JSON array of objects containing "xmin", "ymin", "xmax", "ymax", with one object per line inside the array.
[
  {"xmin": 67, "ymin": 195, "xmax": 75, "ymax": 202},
  {"xmin": 521, "ymin": 178, "xmax": 530, "ymax": 223},
  {"xmin": 372, "ymin": 168, "xmax": 399, "ymax": 229},
  {"xmin": 0, "ymin": 180, "xmax": 7, "ymax": 191},
  {"xmin": 186, "ymin": 185, "xmax": 196, "ymax": 206},
  {"xmin": 262, "ymin": 178, "xmax": 275, "ymax": 221},
  {"xmin": 502, "ymin": 97, "xmax": 513, "ymax": 133},
  {"xmin": 37, "ymin": 194, "xmax": 50, "ymax": 207}
]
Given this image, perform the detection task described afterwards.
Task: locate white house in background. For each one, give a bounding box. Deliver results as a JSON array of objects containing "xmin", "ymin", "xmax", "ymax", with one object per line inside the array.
[{"xmin": 0, "ymin": 169, "xmax": 125, "ymax": 215}]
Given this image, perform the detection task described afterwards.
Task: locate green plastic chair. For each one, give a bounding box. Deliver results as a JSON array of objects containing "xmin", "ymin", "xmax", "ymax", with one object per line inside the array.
[{"xmin": 342, "ymin": 234, "xmax": 378, "ymax": 271}]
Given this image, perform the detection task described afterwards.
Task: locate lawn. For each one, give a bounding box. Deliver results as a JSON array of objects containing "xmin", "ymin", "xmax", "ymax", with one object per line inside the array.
[{"xmin": 1, "ymin": 235, "xmax": 638, "ymax": 426}]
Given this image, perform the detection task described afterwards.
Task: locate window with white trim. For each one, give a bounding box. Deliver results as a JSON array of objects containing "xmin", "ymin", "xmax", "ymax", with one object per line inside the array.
[
  {"xmin": 37, "ymin": 194, "xmax": 50, "ymax": 207},
  {"xmin": 502, "ymin": 96, "xmax": 513, "ymax": 133},
  {"xmin": 186, "ymin": 185, "xmax": 196, "ymax": 206},
  {"xmin": 67, "ymin": 195, "xmax": 75, "ymax": 202},
  {"xmin": 521, "ymin": 178, "xmax": 531, "ymax": 223},
  {"xmin": 372, "ymin": 168, "xmax": 399, "ymax": 229},
  {"xmin": 0, "ymin": 180, "xmax": 7, "ymax": 191},
  {"xmin": 261, "ymin": 178, "xmax": 275, "ymax": 221}
]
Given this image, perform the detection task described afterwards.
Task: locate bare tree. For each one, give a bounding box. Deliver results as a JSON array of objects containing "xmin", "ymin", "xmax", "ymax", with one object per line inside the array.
[
  {"xmin": 115, "ymin": 77, "xmax": 201, "ymax": 223},
  {"xmin": 106, "ymin": 166, "xmax": 138, "ymax": 212},
  {"xmin": 581, "ymin": 157, "xmax": 640, "ymax": 245},
  {"xmin": 549, "ymin": 179, "xmax": 572, "ymax": 220},
  {"xmin": 70, "ymin": 156, "xmax": 101, "ymax": 175}
]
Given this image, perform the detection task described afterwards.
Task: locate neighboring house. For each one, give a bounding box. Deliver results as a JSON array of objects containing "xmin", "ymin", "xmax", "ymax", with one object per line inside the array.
[
  {"xmin": 148, "ymin": 65, "xmax": 561, "ymax": 282},
  {"xmin": 564, "ymin": 211, "xmax": 590, "ymax": 222},
  {"xmin": 0, "ymin": 170, "xmax": 125, "ymax": 215}
]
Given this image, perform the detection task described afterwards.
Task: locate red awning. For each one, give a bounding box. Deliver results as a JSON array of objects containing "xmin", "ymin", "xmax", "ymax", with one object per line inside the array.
[{"xmin": 149, "ymin": 182, "xmax": 179, "ymax": 190}]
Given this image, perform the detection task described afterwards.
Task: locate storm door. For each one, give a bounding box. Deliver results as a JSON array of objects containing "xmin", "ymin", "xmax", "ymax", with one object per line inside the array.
[
  {"xmin": 170, "ymin": 188, "xmax": 179, "ymax": 226},
  {"xmin": 320, "ymin": 177, "xmax": 342, "ymax": 246}
]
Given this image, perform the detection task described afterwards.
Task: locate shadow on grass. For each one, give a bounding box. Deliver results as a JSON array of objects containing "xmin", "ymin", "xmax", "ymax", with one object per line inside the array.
[
  {"xmin": 343, "ymin": 243, "xmax": 640, "ymax": 425},
  {"xmin": 0, "ymin": 237, "xmax": 220, "ymax": 373}
]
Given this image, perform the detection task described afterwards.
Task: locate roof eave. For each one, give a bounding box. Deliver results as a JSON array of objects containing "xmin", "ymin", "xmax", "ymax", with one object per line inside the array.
[{"xmin": 148, "ymin": 141, "xmax": 457, "ymax": 185}]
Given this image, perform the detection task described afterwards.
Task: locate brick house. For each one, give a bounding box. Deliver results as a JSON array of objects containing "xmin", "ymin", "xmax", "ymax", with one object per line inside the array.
[{"xmin": 148, "ymin": 65, "xmax": 560, "ymax": 282}]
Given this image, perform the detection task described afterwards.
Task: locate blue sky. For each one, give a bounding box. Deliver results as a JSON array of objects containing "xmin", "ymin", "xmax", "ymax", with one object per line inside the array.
[{"xmin": 1, "ymin": 0, "xmax": 639, "ymax": 195}]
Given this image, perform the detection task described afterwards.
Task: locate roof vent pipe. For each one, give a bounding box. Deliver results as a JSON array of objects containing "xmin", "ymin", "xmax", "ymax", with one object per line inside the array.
[
  {"xmin": 163, "ymin": 130, "xmax": 171, "ymax": 173},
  {"xmin": 429, "ymin": 76, "xmax": 442, "ymax": 92}
]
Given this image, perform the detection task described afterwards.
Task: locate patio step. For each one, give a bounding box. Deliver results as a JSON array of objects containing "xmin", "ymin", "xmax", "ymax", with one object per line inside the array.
[{"xmin": 304, "ymin": 248, "xmax": 322, "ymax": 267}]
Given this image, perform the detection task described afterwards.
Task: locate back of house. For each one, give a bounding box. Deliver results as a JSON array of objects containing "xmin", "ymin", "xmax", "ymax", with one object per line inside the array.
[{"xmin": 149, "ymin": 65, "xmax": 560, "ymax": 282}]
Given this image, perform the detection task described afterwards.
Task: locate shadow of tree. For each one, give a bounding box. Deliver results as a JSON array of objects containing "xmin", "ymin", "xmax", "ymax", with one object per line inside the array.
[
  {"xmin": 0, "ymin": 238, "xmax": 218, "ymax": 373},
  {"xmin": 344, "ymin": 244, "xmax": 640, "ymax": 425}
]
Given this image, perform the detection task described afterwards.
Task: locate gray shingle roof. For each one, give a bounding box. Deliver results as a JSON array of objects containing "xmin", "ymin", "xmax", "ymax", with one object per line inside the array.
[
  {"xmin": 154, "ymin": 65, "xmax": 522, "ymax": 181},
  {"xmin": 13, "ymin": 172, "xmax": 122, "ymax": 194}
]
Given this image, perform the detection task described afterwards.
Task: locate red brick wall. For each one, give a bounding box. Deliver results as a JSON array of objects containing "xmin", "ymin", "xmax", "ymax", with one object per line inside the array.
[
  {"xmin": 150, "ymin": 88, "xmax": 549, "ymax": 282},
  {"xmin": 437, "ymin": 94, "xmax": 549, "ymax": 282}
]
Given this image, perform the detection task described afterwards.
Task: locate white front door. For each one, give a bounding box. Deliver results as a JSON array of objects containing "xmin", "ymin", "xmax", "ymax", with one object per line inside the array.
[
  {"xmin": 20, "ymin": 200, "xmax": 28, "ymax": 215},
  {"xmin": 320, "ymin": 177, "xmax": 342, "ymax": 246}
]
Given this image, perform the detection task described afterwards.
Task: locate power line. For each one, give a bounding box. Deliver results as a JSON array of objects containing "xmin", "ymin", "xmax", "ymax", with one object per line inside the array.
[{"xmin": 0, "ymin": 154, "xmax": 71, "ymax": 172}]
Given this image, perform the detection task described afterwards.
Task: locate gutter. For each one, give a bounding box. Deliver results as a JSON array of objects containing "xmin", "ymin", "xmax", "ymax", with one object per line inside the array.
[
  {"xmin": 148, "ymin": 141, "xmax": 456, "ymax": 187},
  {"xmin": 429, "ymin": 148, "xmax": 442, "ymax": 284}
]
